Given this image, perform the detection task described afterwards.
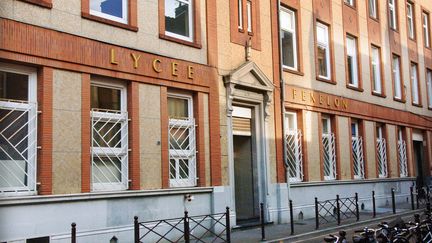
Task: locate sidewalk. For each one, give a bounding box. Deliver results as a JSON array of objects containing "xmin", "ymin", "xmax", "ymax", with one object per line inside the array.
[{"xmin": 230, "ymin": 202, "xmax": 422, "ymax": 243}]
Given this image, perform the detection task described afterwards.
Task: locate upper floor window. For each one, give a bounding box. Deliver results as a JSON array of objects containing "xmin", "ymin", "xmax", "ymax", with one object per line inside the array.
[
  {"xmin": 371, "ymin": 46, "xmax": 382, "ymax": 94},
  {"xmin": 392, "ymin": 55, "xmax": 402, "ymax": 99},
  {"xmin": 346, "ymin": 35, "xmax": 359, "ymax": 87},
  {"xmin": 238, "ymin": 0, "xmax": 243, "ymax": 30},
  {"xmin": 410, "ymin": 63, "xmax": 420, "ymax": 105},
  {"xmin": 427, "ymin": 69, "xmax": 432, "ymax": 108},
  {"xmin": 388, "ymin": 0, "xmax": 397, "ymax": 30},
  {"xmin": 280, "ymin": 7, "xmax": 298, "ymax": 70},
  {"xmin": 369, "ymin": 0, "xmax": 378, "ymax": 19},
  {"xmin": 344, "ymin": 0, "xmax": 355, "ymax": 7},
  {"xmin": 90, "ymin": 0, "xmax": 128, "ymax": 24},
  {"xmin": 406, "ymin": 2, "xmax": 415, "ymax": 39},
  {"xmin": 316, "ymin": 22, "xmax": 331, "ymax": 80},
  {"xmin": 423, "ymin": 12, "xmax": 430, "ymax": 48},
  {"xmin": 246, "ymin": 0, "xmax": 252, "ymax": 33},
  {"xmin": 165, "ymin": 0, "xmax": 193, "ymax": 42}
]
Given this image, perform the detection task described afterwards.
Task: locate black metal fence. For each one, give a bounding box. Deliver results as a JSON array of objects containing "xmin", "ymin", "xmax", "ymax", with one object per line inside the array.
[
  {"xmin": 134, "ymin": 207, "xmax": 231, "ymax": 243},
  {"xmin": 413, "ymin": 186, "xmax": 431, "ymax": 209},
  {"xmin": 315, "ymin": 193, "xmax": 359, "ymax": 229}
]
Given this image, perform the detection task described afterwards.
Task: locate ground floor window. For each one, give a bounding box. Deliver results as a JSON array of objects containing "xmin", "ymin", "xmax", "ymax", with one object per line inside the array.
[
  {"xmin": 351, "ymin": 120, "xmax": 364, "ymax": 179},
  {"xmin": 376, "ymin": 124, "xmax": 388, "ymax": 178},
  {"xmin": 322, "ymin": 115, "xmax": 336, "ymax": 180},
  {"xmin": 0, "ymin": 64, "xmax": 37, "ymax": 195},
  {"xmin": 168, "ymin": 94, "xmax": 196, "ymax": 187},
  {"xmin": 90, "ymin": 81, "xmax": 129, "ymax": 191},
  {"xmin": 285, "ymin": 111, "xmax": 303, "ymax": 182},
  {"xmin": 397, "ymin": 127, "xmax": 408, "ymax": 177}
]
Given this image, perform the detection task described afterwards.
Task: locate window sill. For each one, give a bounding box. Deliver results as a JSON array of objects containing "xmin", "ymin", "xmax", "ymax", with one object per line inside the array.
[
  {"xmin": 369, "ymin": 16, "xmax": 380, "ymax": 23},
  {"xmin": 412, "ymin": 102, "xmax": 423, "ymax": 108},
  {"xmin": 248, "ymin": 31, "xmax": 254, "ymax": 36},
  {"xmin": 428, "ymin": 107, "xmax": 432, "ymax": 111},
  {"xmin": 425, "ymin": 46, "xmax": 432, "ymax": 50},
  {"xmin": 316, "ymin": 76, "xmax": 336, "ymax": 85},
  {"xmin": 393, "ymin": 97, "xmax": 406, "ymax": 103},
  {"xmin": 343, "ymin": 3, "xmax": 357, "ymax": 11},
  {"xmin": 82, "ymin": 13, "xmax": 138, "ymax": 32},
  {"xmin": 389, "ymin": 27, "xmax": 399, "ymax": 33},
  {"xmin": 18, "ymin": 0, "xmax": 52, "ymax": 8},
  {"xmin": 159, "ymin": 34, "xmax": 202, "ymax": 49},
  {"xmin": 283, "ymin": 67, "xmax": 304, "ymax": 76},
  {"xmin": 372, "ymin": 92, "xmax": 386, "ymax": 98},
  {"xmin": 346, "ymin": 85, "xmax": 364, "ymax": 92},
  {"xmin": 408, "ymin": 37, "xmax": 417, "ymax": 42}
]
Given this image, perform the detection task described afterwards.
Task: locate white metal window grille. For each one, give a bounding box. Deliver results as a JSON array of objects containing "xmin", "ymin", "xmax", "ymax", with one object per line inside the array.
[
  {"xmin": 90, "ymin": 0, "xmax": 128, "ymax": 24},
  {"xmin": 91, "ymin": 84, "xmax": 128, "ymax": 191},
  {"xmin": 238, "ymin": 0, "xmax": 243, "ymax": 30},
  {"xmin": 424, "ymin": 12, "xmax": 430, "ymax": 48},
  {"xmin": 246, "ymin": 0, "xmax": 252, "ymax": 33},
  {"xmin": 165, "ymin": 0, "xmax": 193, "ymax": 42},
  {"xmin": 393, "ymin": 56, "xmax": 402, "ymax": 99},
  {"xmin": 168, "ymin": 95, "xmax": 197, "ymax": 187},
  {"xmin": 346, "ymin": 36, "xmax": 359, "ymax": 87},
  {"xmin": 389, "ymin": 0, "xmax": 397, "ymax": 30},
  {"xmin": 323, "ymin": 133, "xmax": 337, "ymax": 180},
  {"xmin": 398, "ymin": 140, "xmax": 408, "ymax": 177},
  {"xmin": 316, "ymin": 22, "xmax": 331, "ymax": 80},
  {"xmin": 371, "ymin": 46, "xmax": 382, "ymax": 94},
  {"xmin": 376, "ymin": 126, "xmax": 387, "ymax": 178},
  {"xmin": 411, "ymin": 63, "xmax": 419, "ymax": 105},
  {"xmin": 369, "ymin": 0, "xmax": 377, "ymax": 19},
  {"xmin": 427, "ymin": 70, "xmax": 432, "ymax": 108},
  {"xmin": 280, "ymin": 7, "xmax": 298, "ymax": 70},
  {"xmin": 286, "ymin": 129, "xmax": 303, "ymax": 182},
  {"xmin": 407, "ymin": 2, "xmax": 414, "ymax": 39},
  {"xmin": 0, "ymin": 66, "xmax": 37, "ymax": 196},
  {"xmin": 351, "ymin": 122, "xmax": 364, "ymax": 179}
]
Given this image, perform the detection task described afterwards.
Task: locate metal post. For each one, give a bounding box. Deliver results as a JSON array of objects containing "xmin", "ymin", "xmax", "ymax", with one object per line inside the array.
[
  {"xmin": 336, "ymin": 195, "xmax": 341, "ymax": 225},
  {"xmin": 315, "ymin": 197, "xmax": 319, "ymax": 230},
  {"xmin": 391, "ymin": 188, "xmax": 396, "ymax": 214},
  {"xmin": 427, "ymin": 187, "xmax": 430, "ymax": 202},
  {"xmin": 134, "ymin": 216, "xmax": 139, "ymax": 243},
  {"xmin": 260, "ymin": 203, "xmax": 266, "ymax": 241},
  {"xmin": 355, "ymin": 193, "xmax": 359, "ymax": 221},
  {"xmin": 226, "ymin": 207, "xmax": 231, "ymax": 243},
  {"xmin": 417, "ymin": 188, "xmax": 420, "ymax": 209},
  {"xmin": 71, "ymin": 223, "xmax": 76, "ymax": 243},
  {"xmin": 372, "ymin": 191, "xmax": 376, "ymax": 218},
  {"xmin": 184, "ymin": 211, "xmax": 190, "ymax": 243},
  {"xmin": 410, "ymin": 187, "xmax": 415, "ymax": 210},
  {"xmin": 289, "ymin": 200, "xmax": 294, "ymax": 235}
]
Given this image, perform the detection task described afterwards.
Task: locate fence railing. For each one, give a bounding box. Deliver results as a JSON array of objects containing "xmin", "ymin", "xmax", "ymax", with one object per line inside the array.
[{"xmin": 315, "ymin": 193, "xmax": 359, "ymax": 229}]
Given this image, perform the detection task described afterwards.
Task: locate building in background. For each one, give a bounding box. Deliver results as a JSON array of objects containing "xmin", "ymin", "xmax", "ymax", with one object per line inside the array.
[{"xmin": 0, "ymin": 0, "xmax": 431, "ymax": 242}]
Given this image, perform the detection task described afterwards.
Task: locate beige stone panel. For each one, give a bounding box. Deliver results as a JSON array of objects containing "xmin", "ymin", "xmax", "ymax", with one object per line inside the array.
[
  {"xmin": 304, "ymin": 111, "xmax": 321, "ymax": 181},
  {"xmin": 221, "ymin": 154, "xmax": 230, "ymax": 186},
  {"xmin": 406, "ymin": 128, "xmax": 415, "ymax": 177},
  {"xmin": 203, "ymin": 94, "xmax": 211, "ymax": 187},
  {"xmin": 139, "ymin": 84, "xmax": 161, "ymax": 119},
  {"xmin": 266, "ymin": 105, "xmax": 277, "ymax": 184},
  {"xmin": 13, "ymin": 1, "xmax": 51, "ymax": 27},
  {"xmin": 0, "ymin": 0, "xmax": 14, "ymax": 19},
  {"xmin": 140, "ymin": 155, "xmax": 162, "ymax": 189},
  {"xmin": 51, "ymin": 9, "xmax": 82, "ymax": 35},
  {"xmin": 386, "ymin": 125, "xmax": 398, "ymax": 178},
  {"xmin": 337, "ymin": 116, "xmax": 351, "ymax": 180},
  {"xmin": 52, "ymin": 152, "xmax": 81, "ymax": 194},
  {"xmin": 364, "ymin": 121, "xmax": 377, "ymax": 178},
  {"xmin": 53, "ymin": 70, "xmax": 82, "ymax": 111},
  {"xmin": 53, "ymin": 0, "xmax": 81, "ymax": 15},
  {"xmin": 52, "ymin": 110, "xmax": 82, "ymax": 152}
]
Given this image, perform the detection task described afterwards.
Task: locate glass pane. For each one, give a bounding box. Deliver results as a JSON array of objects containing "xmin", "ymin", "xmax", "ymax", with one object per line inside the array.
[
  {"xmin": 170, "ymin": 127, "xmax": 190, "ymax": 150},
  {"xmin": 91, "ymin": 86, "xmax": 121, "ymax": 111},
  {"xmin": 179, "ymin": 158, "xmax": 189, "ymax": 178},
  {"xmin": 92, "ymin": 156, "xmax": 121, "ymax": 183},
  {"xmin": 0, "ymin": 71, "xmax": 28, "ymax": 101},
  {"xmin": 165, "ymin": 0, "xmax": 191, "ymax": 38},
  {"xmin": 351, "ymin": 123, "xmax": 357, "ymax": 136},
  {"xmin": 428, "ymin": 71, "xmax": 432, "ymax": 107},
  {"xmin": 393, "ymin": 57, "xmax": 401, "ymax": 98},
  {"xmin": 280, "ymin": 9, "xmax": 293, "ymax": 31},
  {"xmin": 411, "ymin": 65, "xmax": 419, "ymax": 104},
  {"xmin": 316, "ymin": 25, "xmax": 327, "ymax": 44},
  {"xmin": 90, "ymin": 0, "xmax": 124, "ymax": 18},
  {"xmin": 347, "ymin": 56, "xmax": 354, "ymax": 84},
  {"xmin": 93, "ymin": 121, "xmax": 121, "ymax": 148},
  {"xmin": 282, "ymin": 31, "xmax": 295, "ymax": 67},
  {"xmin": 170, "ymin": 159, "xmax": 176, "ymax": 179},
  {"xmin": 322, "ymin": 118, "xmax": 329, "ymax": 134},
  {"xmin": 168, "ymin": 97, "xmax": 189, "ymax": 119},
  {"xmin": 369, "ymin": 0, "xmax": 376, "ymax": 18},
  {"xmin": 318, "ymin": 46, "xmax": 328, "ymax": 77}
]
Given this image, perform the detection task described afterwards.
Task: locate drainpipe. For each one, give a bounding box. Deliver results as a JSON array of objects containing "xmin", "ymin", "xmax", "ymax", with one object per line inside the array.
[{"xmin": 276, "ymin": 0, "xmax": 291, "ymax": 204}]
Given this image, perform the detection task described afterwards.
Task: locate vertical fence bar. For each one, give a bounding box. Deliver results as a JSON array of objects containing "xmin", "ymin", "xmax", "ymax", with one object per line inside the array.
[
  {"xmin": 416, "ymin": 188, "xmax": 420, "ymax": 209},
  {"xmin": 355, "ymin": 193, "xmax": 359, "ymax": 221},
  {"xmin": 71, "ymin": 223, "xmax": 76, "ymax": 243},
  {"xmin": 315, "ymin": 197, "xmax": 319, "ymax": 230},
  {"xmin": 336, "ymin": 195, "xmax": 341, "ymax": 225},
  {"xmin": 289, "ymin": 200, "xmax": 294, "ymax": 235},
  {"xmin": 260, "ymin": 203, "xmax": 266, "ymax": 241},
  {"xmin": 134, "ymin": 216, "xmax": 139, "ymax": 243},
  {"xmin": 226, "ymin": 207, "xmax": 231, "ymax": 243},
  {"xmin": 391, "ymin": 188, "xmax": 396, "ymax": 214},
  {"xmin": 427, "ymin": 187, "xmax": 430, "ymax": 203},
  {"xmin": 410, "ymin": 187, "xmax": 415, "ymax": 210},
  {"xmin": 184, "ymin": 211, "xmax": 190, "ymax": 243},
  {"xmin": 372, "ymin": 191, "xmax": 376, "ymax": 218}
]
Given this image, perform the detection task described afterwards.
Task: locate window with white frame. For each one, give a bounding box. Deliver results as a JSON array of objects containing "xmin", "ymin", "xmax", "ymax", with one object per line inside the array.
[
  {"xmin": 246, "ymin": 0, "xmax": 252, "ymax": 33},
  {"xmin": 369, "ymin": 0, "xmax": 377, "ymax": 19},
  {"xmin": 371, "ymin": 46, "xmax": 382, "ymax": 94},
  {"xmin": 285, "ymin": 111, "xmax": 303, "ymax": 182},
  {"xmin": 397, "ymin": 127, "xmax": 408, "ymax": 177},
  {"xmin": 392, "ymin": 55, "xmax": 402, "ymax": 99},
  {"xmin": 0, "ymin": 64, "xmax": 37, "ymax": 195},
  {"xmin": 238, "ymin": 0, "xmax": 243, "ymax": 30},
  {"xmin": 389, "ymin": 0, "xmax": 397, "ymax": 30},
  {"xmin": 411, "ymin": 63, "xmax": 420, "ymax": 105},
  {"xmin": 346, "ymin": 35, "xmax": 359, "ymax": 87},
  {"xmin": 427, "ymin": 69, "xmax": 432, "ymax": 108},
  {"xmin": 280, "ymin": 7, "xmax": 297, "ymax": 70},
  {"xmin": 351, "ymin": 121, "xmax": 364, "ymax": 179},
  {"xmin": 316, "ymin": 22, "xmax": 331, "ymax": 80},
  {"xmin": 168, "ymin": 94, "xmax": 196, "ymax": 187},
  {"xmin": 90, "ymin": 82, "xmax": 128, "ymax": 191},
  {"xmin": 407, "ymin": 2, "xmax": 415, "ymax": 39},
  {"xmin": 165, "ymin": 0, "xmax": 193, "ymax": 41},
  {"xmin": 423, "ymin": 12, "xmax": 430, "ymax": 48},
  {"xmin": 376, "ymin": 124, "xmax": 388, "ymax": 178},
  {"xmin": 344, "ymin": 0, "xmax": 354, "ymax": 7},
  {"xmin": 322, "ymin": 116, "xmax": 336, "ymax": 180},
  {"xmin": 90, "ymin": 0, "xmax": 128, "ymax": 24}
]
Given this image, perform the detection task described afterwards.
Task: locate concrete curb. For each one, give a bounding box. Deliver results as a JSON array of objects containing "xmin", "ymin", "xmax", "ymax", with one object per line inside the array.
[{"xmin": 265, "ymin": 209, "xmax": 424, "ymax": 243}]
